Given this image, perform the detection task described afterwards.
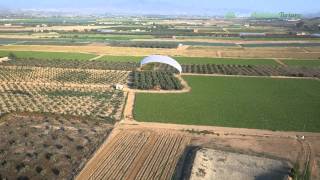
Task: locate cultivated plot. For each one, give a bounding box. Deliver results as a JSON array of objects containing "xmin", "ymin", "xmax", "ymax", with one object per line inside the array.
[
  {"xmin": 0, "ymin": 83, "xmax": 125, "ymax": 122},
  {"xmin": 77, "ymin": 128, "xmax": 190, "ymax": 180},
  {"xmin": 134, "ymin": 76, "xmax": 320, "ymax": 132},
  {"xmin": 0, "ymin": 113, "xmax": 113, "ymax": 180}
]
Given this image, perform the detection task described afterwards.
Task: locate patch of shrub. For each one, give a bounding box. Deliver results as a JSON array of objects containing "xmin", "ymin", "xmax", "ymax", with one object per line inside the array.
[
  {"xmin": 76, "ymin": 145, "xmax": 84, "ymax": 151},
  {"xmin": 55, "ymin": 144, "xmax": 63, "ymax": 149},
  {"xmin": 16, "ymin": 163, "xmax": 25, "ymax": 172},
  {"xmin": 35, "ymin": 166, "xmax": 43, "ymax": 174},
  {"xmin": 52, "ymin": 168, "xmax": 60, "ymax": 176},
  {"xmin": 17, "ymin": 176, "xmax": 29, "ymax": 180},
  {"xmin": 45, "ymin": 153, "xmax": 53, "ymax": 160}
]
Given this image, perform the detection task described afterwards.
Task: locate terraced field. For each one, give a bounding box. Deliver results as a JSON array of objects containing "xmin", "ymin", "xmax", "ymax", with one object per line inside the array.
[{"xmin": 77, "ymin": 128, "xmax": 190, "ymax": 180}]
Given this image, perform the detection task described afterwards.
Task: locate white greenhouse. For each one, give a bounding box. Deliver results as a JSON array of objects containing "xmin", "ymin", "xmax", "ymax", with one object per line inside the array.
[{"xmin": 140, "ymin": 55, "xmax": 182, "ymax": 73}]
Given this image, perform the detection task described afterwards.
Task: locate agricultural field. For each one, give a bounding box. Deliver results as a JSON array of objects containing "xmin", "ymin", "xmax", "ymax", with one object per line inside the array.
[
  {"xmin": 0, "ymin": 66, "xmax": 130, "ymax": 85},
  {"xmin": 241, "ymin": 43, "xmax": 320, "ymax": 48},
  {"xmin": 2, "ymin": 44, "xmax": 320, "ymax": 59},
  {"xmin": 174, "ymin": 57, "xmax": 279, "ymax": 65},
  {"xmin": 130, "ymin": 71, "xmax": 182, "ymax": 90},
  {"xmin": 1, "ymin": 58, "xmax": 139, "ymax": 71},
  {"xmin": 0, "ymin": 50, "xmax": 96, "ymax": 60},
  {"xmin": 97, "ymin": 55, "xmax": 143, "ymax": 62},
  {"xmin": 0, "ymin": 83, "xmax": 125, "ymax": 122},
  {"xmin": 97, "ymin": 55, "xmax": 279, "ymax": 66},
  {"xmin": 77, "ymin": 128, "xmax": 190, "ymax": 180},
  {"xmin": 282, "ymin": 60, "xmax": 320, "ymax": 67},
  {"xmin": 60, "ymin": 33, "xmax": 155, "ymax": 41},
  {"xmin": 1, "ymin": 14, "xmax": 320, "ymax": 180},
  {"xmin": 134, "ymin": 76, "xmax": 320, "ymax": 132},
  {"xmin": 107, "ymin": 40, "xmax": 179, "ymax": 49},
  {"xmin": 190, "ymin": 148, "xmax": 290, "ymax": 180},
  {"xmin": 0, "ymin": 113, "xmax": 113, "ymax": 180},
  {"xmin": 181, "ymin": 64, "xmax": 320, "ymax": 78}
]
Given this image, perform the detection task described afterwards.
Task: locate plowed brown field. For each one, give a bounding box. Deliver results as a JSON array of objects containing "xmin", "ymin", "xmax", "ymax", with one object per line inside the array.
[{"xmin": 76, "ymin": 128, "xmax": 190, "ymax": 180}]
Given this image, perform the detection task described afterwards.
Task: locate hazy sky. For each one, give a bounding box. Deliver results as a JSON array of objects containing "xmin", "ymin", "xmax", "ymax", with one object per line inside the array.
[{"xmin": 1, "ymin": 0, "xmax": 319, "ymax": 15}]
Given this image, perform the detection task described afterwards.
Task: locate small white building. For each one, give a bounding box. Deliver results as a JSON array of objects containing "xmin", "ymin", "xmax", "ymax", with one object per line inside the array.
[{"xmin": 115, "ymin": 84, "xmax": 124, "ymax": 90}]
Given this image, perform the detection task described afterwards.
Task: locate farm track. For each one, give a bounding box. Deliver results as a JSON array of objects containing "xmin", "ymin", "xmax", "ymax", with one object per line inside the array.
[
  {"xmin": 77, "ymin": 128, "xmax": 190, "ymax": 180},
  {"xmin": 273, "ymin": 58, "xmax": 288, "ymax": 67},
  {"xmin": 298, "ymin": 139, "xmax": 312, "ymax": 178},
  {"xmin": 89, "ymin": 54, "xmax": 105, "ymax": 61}
]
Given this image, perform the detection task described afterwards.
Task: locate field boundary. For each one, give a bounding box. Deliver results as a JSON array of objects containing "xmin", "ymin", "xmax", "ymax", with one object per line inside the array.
[
  {"xmin": 89, "ymin": 54, "xmax": 105, "ymax": 61},
  {"xmin": 121, "ymin": 121, "xmax": 320, "ymax": 140}
]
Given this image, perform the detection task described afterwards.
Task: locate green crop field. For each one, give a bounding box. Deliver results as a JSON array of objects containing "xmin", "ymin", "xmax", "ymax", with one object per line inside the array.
[
  {"xmin": 0, "ymin": 50, "xmax": 96, "ymax": 60},
  {"xmin": 282, "ymin": 60, "xmax": 320, "ymax": 67},
  {"xmin": 134, "ymin": 76, "xmax": 320, "ymax": 132},
  {"xmin": 98, "ymin": 55, "xmax": 143, "ymax": 62}
]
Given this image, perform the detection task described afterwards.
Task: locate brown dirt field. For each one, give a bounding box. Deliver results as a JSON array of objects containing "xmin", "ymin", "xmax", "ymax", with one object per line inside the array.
[
  {"xmin": 1, "ymin": 45, "xmax": 320, "ymax": 59},
  {"xmin": 76, "ymin": 127, "xmax": 190, "ymax": 180},
  {"xmin": 125, "ymin": 122, "xmax": 320, "ymax": 179},
  {"xmin": 77, "ymin": 121, "xmax": 320, "ymax": 180},
  {"xmin": 190, "ymin": 148, "xmax": 290, "ymax": 180}
]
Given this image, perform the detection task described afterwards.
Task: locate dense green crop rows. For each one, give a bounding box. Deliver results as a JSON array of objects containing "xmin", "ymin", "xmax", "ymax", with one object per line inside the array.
[
  {"xmin": 134, "ymin": 76, "xmax": 320, "ymax": 132},
  {"xmin": 131, "ymin": 71, "xmax": 182, "ymax": 90}
]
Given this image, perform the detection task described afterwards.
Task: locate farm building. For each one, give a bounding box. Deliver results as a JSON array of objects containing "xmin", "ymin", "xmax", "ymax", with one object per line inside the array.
[
  {"xmin": 115, "ymin": 84, "xmax": 124, "ymax": 90},
  {"xmin": 140, "ymin": 55, "xmax": 182, "ymax": 73}
]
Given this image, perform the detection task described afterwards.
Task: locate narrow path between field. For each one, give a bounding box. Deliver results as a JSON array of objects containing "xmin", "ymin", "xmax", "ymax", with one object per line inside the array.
[
  {"xmin": 123, "ymin": 92, "xmax": 135, "ymax": 121},
  {"xmin": 273, "ymin": 58, "xmax": 288, "ymax": 67},
  {"xmin": 89, "ymin": 54, "xmax": 105, "ymax": 61},
  {"xmin": 216, "ymin": 50, "xmax": 222, "ymax": 58}
]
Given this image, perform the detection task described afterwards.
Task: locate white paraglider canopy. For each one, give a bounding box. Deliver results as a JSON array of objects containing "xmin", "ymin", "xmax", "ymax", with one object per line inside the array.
[{"xmin": 140, "ymin": 55, "xmax": 182, "ymax": 73}]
